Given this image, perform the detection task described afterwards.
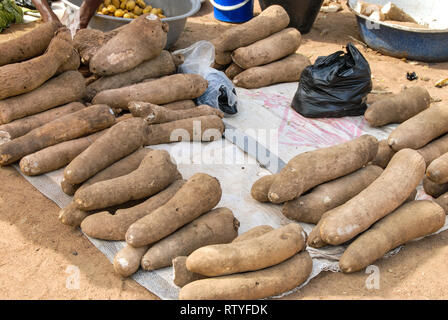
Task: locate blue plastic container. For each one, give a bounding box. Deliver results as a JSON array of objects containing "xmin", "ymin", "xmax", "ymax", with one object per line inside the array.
[{"xmin": 210, "ymin": 0, "xmax": 254, "ymax": 23}]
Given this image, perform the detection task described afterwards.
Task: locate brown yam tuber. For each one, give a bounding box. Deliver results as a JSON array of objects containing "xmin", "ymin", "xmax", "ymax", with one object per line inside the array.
[
  {"xmin": 211, "ymin": 5, "xmax": 290, "ymax": 52},
  {"xmin": 423, "ymin": 177, "xmax": 448, "ymax": 198},
  {"xmin": 319, "ymin": 149, "xmax": 426, "ymax": 245},
  {"xmin": 0, "ymin": 102, "xmax": 85, "ymax": 144},
  {"xmin": 339, "ymin": 200, "xmax": 444, "ymax": 273},
  {"xmin": 179, "ymin": 251, "xmax": 312, "ymax": 300},
  {"xmin": 162, "ymin": 100, "xmax": 196, "ymax": 111},
  {"xmin": 19, "ymin": 130, "xmax": 104, "ymax": 176},
  {"xmin": 74, "ymin": 149, "xmax": 178, "ymax": 211},
  {"xmin": 64, "ymin": 117, "xmax": 147, "ymax": 185},
  {"xmin": 388, "ymin": 104, "xmax": 448, "ymax": 151},
  {"xmin": 233, "ymin": 53, "xmax": 311, "ymax": 89},
  {"xmin": 129, "ymin": 101, "xmax": 223, "ymax": 124},
  {"xmin": 80, "ymin": 179, "xmax": 184, "ymax": 239},
  {"xmin": 145, "ymin": 115, "xmax": 225, "ymax": 145},
  {"xmin": 186, "ymin": 223, "xmax": 306, "ymax": 277},
  {"xmin": 370, "ymin": 139, "xmax": 395, "ymax": 168},
  {"xmin": 0, "ymin": 104, "xmax": 115, "ymax": 165},
  {"xmin": 90, "ymin": 14, "xmax": 168, "ymax": 76},
  {"xmin": 0, "ymin": 21, "xmax": 59, "ymax": 66},
  {"xmin": 126, "ymin": 173, "xmax": 222, "ymax": 247},
  {"xmin": 141, "ymin": 208, "xmax": 239, "ymax": 270},
  {"xmin": 0, "ymin": 71, "xmax": 86, "ymax": 124},
  {"xmin": 113, "ymin": 245, "xmax": 149, "ymax": 277},
  {"xmin": 232, "ymin": 28, "xmax": 302, "ymax": 69},
  {"xmin": 85, "ymin": 51, "xmax": 182, "ymax": 100},
  {"xmin": 0, "ymin": 27, "xmax": 73, "ymax": 100},
  {"xmin": 92, "ymin": 74, "xmax": 208, "ymax": 109},
  {"xmin": 282, "ymin": 165, "xmax": 383, "ymax": 224},
  {"xmin": 364, "ymin": 87, "xmax": 430, "ymax": 127},
  {"xmin": 268, "ymin": 135, "xmax": 379, "ymax": 204},
  {"xmin": 417, "ymin": 133, "xmax": 448, "ymax": 167},
  {"xmin": 225, "ymin": 63, "xmax": 244, "ymax": 80}
]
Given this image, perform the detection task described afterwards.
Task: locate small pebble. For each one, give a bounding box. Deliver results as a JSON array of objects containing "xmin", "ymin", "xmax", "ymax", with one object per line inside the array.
[{"xmin": 72, "ymin": 251, "xmax": 78, "ymax": 256}]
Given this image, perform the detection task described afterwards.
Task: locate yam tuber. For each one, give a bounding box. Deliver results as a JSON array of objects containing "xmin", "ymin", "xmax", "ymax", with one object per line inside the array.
[
  {"xmin": 64, "ymin": 117, "xmax": 147, "ymax": 185},
  {"xmin": 141, "ymin": 208, "xmax": 239, "ymax": 270},
  {"xmin": 186, "ymin": 223, "xmax": 306, "ymax": 277},
  {"xmin": 267, "ymin": 135, "xmax": 379, "ymax": 204},
  {"xmin": 319, "ymin": 149, "xmax": 426, "ymax": 245},
  {"xmin": 74, "ymin": 149, "xmax": 178, "ymax": 211},
  {"xmin": 126, "ymin": 173, "xmax": 222, "ymax": 247},
  {"xmin": 339, "ymin": 200, "xmax": 444, "ymax": 273},
  {"xmin": 0, "ymin": 71, "xmax": 86, "ymax": 124},
  {"xmin": 0, "ymin": 104, "xmax": 115, "ymax": 165},
  {"xmin": 233, "ymin": 53, "xmax": 311, "ymax": 89}
]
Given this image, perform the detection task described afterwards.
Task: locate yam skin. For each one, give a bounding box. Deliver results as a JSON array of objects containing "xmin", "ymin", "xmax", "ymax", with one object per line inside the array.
[
  {"xmin": 85, "ymin": 51, "xmax": 182, "ymax": 100},
  {"xmin": 173, "ymin": 256, "xmax": 207, "ymax": 288},
  {"xmin": 141, "ymin": 208, "xmax": 239, "ymax": 270},
  {"xmin": 173, "ymin": 225, "xmax": 274, "ymax": 288},
  {"xmin": 0, "ymin": 71, "xmax": 86, "ymax": 124},
  {"xmin": 308, "ymin": 186, "xmax": 419, "ymax": 248},
  {"xmin": 0, "ymin": 21, "xmax": 59, "ymax": 66},
  {"xmin": 364, "ymin": 87, "xmax": 431, "ymax": 127},
  {"xmin": 64, "ymin": 117, "xmax": 147, "ymax": 185},
  {"xmin": 282, "ymin": 165, "xmax": 383, "ymax": 224},
  {"xmin": 73, "ymin": 28, "xmax": 115, "ymax": 66},
  {"xmin": 370, "ymin": 139, "xmax": 395, "ymax": 169},
  {"xmin": 162, "ymin": 100, "xmax": 196, "ymax": 111},
  {"xmin": 211, "ymin": 5, "xmax": 290, "ymax": 53},
  {"xmin": 423, "ymin": 177, "xmax": 448, "ymax": 198},
  {"xmin": 435, "ymin": 192, "xmax": 448, "ymax": 214},
  {"xmin": 61, "ymin": 178, "xmax": 79, "ymax": 197},
  {"xmin": 55, "ymin": 49, "xmax": 81, "ymax": 75},
  {"xmin": 233, "ymin": 53, "xmax": 311, "ymax": 89},
  {"xmin": 0, "ymin": 27, "xmax": 73, "ymax": 100},
  {"xmin": 215, "ymin": 51, "xmax": 232, "ymax": 66},
  {"xmin": 59, "ymin": 148, "xmax": 154, "ymax": 226},
  {"xmin": 113, "ymin": 245, "xmax": 149, "ymax": 277},
  {"xmin": 126, "ymin": 173, "xmax": 222, "ymax": 247},
  {"xmin": 61, "ymin": 146, "xmax": 151, "ymax": 197},
  {"xmin": 92, "ymin": 74, "xmax": 208, "ymax": 110},
  {"xmin": 388, "ymin": 104, "xmax": 448, "ymax": 151},
  {"xmin": 250, "ymin": 174, "xmax": 277, "ymax": 202},
  {"xmin": 80, "ymin": 179, "xmax": 184, "ymax": 239},
  {"xmin": 319, "ymin": 149, "xmax": 426, "ymax": 246},
  {"xmin": 233, "ymin": 225, "xmax": 274, "ymax": 243},
  {"xmin": 0, "ymin": 102, "xmax": 85, "ymax": 144},
  {"xmin": 90, "ymin": 14, "xmax": 168, "ymax": 76},
  {"xmin": 19, "ymin": 130, "xmax": 104, "ymax": 176},
  {"xmin": 74, "ymin": 149, "xmax": 178, "ymax": 211},
  {"xmin": 179, "ymin": 251, "xmax": 312, "ymax": 300},
  {"xmin": 0, "ymin": 104, "xmax": 116, "ymax": 166},
  {"xmin": 129, "ymin": 102, "xmax": 224, "ymax": 124},
  {"xmin": 145, "ymin": 115, "xmax": 225, "ymax": 146},
  {"xmin": 58, "ymin": 201, "xmax": 90, "ymax": 227},
  {"xmin": 268, "ymin": 135, "xmax": 379, "ymax": 204},
  {"xmin": 426, "ymin": 152, "xmax": 448, "ymax": 184},
  {"xmin": 417, "ymin": 133, "xmax": 448, "ymax": 167},
  {"xmin": 186, "ymin": 223, "xmax": 306, "ymax": 277},
  {"xmin": 232, "ymin": 28, "xmax": 302, "ymax": 69},
  {"xmin": 225, "ymin": 63, "xmax": 244, "ymax": 80},
  {"xmin": 339, "ymin": 200, "xmax": 445, "ymax": 273}
]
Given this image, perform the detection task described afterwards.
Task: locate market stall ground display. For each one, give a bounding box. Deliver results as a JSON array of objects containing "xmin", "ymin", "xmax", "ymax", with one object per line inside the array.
[{"xmin": 0, "ymin": 0, "xmax": 448, "ymax": 300}]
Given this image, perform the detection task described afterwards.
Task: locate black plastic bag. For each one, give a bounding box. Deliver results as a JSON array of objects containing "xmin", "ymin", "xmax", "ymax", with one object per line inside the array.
[{"xmin": 292, "ymin": 43, "xmax": 372, "ymax": 118}]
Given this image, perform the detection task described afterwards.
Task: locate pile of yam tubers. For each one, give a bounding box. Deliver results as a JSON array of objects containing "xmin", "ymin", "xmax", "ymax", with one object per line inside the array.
[
  {"xmin": 0, "ymin": 11, "xmax": 316, "ymax": 300},
  {"xmin": 211, "ymin": 5, "xmax": 311, "ymax": 89},
  {"xmin": 0, "ymin": 13, "xmax": 227, "ymax": 176},
  {"xmin": 252, "ymin": 85, "xmax": 447, "ymax": 273}
]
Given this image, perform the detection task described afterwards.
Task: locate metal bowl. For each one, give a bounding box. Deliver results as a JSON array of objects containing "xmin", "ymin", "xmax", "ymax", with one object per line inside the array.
[
  {"xmin": 62, "ymin": 0, "xmax": 201, "ymax": 48},
  {"xmin": 347, "ymin": 0, "xmax": 448, "ymax": 62}
]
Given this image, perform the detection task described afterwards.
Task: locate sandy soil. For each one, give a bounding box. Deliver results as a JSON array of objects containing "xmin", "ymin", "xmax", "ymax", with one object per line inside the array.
[{"xmin": 1, "ymin": 1, "xmax": 448, "ymax": 300}]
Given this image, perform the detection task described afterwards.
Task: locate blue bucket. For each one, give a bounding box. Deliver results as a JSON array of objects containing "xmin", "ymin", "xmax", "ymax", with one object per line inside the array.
[{"xmin": 210, "ymin": 0, "xmax": 254, "ymax": 23}]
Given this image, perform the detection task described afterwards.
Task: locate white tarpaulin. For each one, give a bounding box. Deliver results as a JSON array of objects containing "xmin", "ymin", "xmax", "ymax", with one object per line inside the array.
[{"xmin": 15, "ymin": 82, "xmax": 448, "ymax": 300}]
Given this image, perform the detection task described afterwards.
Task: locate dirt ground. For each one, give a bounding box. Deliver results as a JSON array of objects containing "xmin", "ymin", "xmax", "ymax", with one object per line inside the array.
[{"xmin": 1, "ymin": 1, "xmax": 448, "ymax": 300}]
